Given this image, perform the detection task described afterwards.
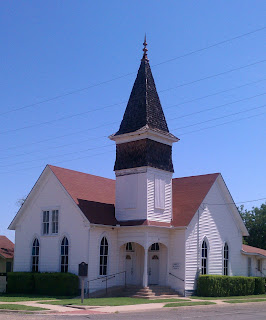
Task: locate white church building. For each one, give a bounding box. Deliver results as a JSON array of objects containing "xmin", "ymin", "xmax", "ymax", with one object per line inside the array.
[{"xmin": 9, "ymin": 41, "xmax": 265, "ymax": 296}]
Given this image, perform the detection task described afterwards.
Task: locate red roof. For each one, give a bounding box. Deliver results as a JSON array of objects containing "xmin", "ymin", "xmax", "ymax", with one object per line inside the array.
[
  {"xmin": 49, "ymin": 165, "xmax": 219, "ymax": 227},
  {"xmin": 172, "ymin": 173, "xmax": 220, "ymax": 227},
  {"xmin": 49, "ymin": 165, "xmax": 116, "ymax": 226},
  {"xmin": 242, "ymin": 244, "xmax": 266, "ymax": 258},
  {"xmin": 0, "ymin": 236, "xmax": 14, "ymax": 259}
]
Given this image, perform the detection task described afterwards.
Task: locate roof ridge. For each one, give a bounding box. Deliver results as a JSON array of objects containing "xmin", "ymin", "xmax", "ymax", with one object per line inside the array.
[
  {"xmin": 48, "ymin": 164, "xmax": 115, "ymax": 181},
  {"xmin": 173, "ymin": 172, "xmax": 220, "ymax": 180}
]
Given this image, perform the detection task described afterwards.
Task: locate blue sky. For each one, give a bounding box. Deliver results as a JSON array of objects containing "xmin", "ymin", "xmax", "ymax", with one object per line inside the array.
[{"xmin": 0, "ymin": 1, "xmax": 265, "ymax": 241}]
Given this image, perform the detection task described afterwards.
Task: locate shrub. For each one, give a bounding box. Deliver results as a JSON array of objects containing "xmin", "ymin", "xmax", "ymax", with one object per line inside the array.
[
  {"xmin": 197, "ymin": 275, "xmax": 265, "ymax": 297},
  {"xmin": 7, "ymin": 272, "xmax": 35, "ymax": 294},
  {"xmin": 6, "ymin": 272, "xmax": 79, "ymax": 296},
  {"xmin": 34, "ymin": 273, "xmax": 79, "ymax": 296},
  {"xmin": 254, "ymin": 277, "xmax": 265, "ymax": 295}
]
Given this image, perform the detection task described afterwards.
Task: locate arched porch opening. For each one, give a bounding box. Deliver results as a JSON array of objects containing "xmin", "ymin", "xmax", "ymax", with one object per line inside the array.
[
  {"xmin": 119, "ymin": 242, "xmax": 144, "ymax": 286},
  {"xmin": 147, "ymin": 242, "xmax": 168, "ymax": 286}
]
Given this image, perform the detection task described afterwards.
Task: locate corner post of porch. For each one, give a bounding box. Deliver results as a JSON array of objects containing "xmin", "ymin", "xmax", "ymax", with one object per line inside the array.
[{"xmin": 143, "ymin": 247, "xmax": 148, "ymax": 287}]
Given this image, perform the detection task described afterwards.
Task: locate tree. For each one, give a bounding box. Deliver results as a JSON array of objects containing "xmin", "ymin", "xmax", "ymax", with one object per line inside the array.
[{"xmin": 239, "ymin": 202, "xmax": 266, "ymax": 250}]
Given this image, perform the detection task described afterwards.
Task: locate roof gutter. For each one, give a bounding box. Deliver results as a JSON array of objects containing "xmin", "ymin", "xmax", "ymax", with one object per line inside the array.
[{"xmin": 241, "ymin": 250, "xmax": 266, "ymax": 259}]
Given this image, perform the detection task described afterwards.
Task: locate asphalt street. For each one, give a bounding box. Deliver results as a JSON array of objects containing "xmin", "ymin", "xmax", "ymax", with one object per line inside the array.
[{"xmin": 0, "ymin": 302, "xmax": 265, "ymax": 320}]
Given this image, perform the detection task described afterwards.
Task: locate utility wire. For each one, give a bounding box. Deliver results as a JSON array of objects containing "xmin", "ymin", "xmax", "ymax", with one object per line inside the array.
[
  {"xmin": 1, "ymin": 59, "xmax": 265, "ymax": 136},
  {"xmin": 178, "ymin": 111, "xmax": 266, "ymax": 136},
  {"xmin": 0, "ymin": 105, "xmax": 265, "ymax": 167},
  {"xmin": 1, "ymin": 26, "xmax": 265, "ymax": 117},
  {"xmin": 0, "ymin": 110, "xmax": 264, "ymax": 174},
  {"xmin": 0, "ymin": 95, "xmax": 265, "ymax": 162},
  {"xmin": 204, "ymin": 197, "xmax": 266, "ymax": 206},
  {"xmin": 168, "ymin": 92, "xmax": 266, "ymax": 122},
  {"xmin": 171, "ymin": 104, "xmax": 266, "ymax": 131},
  {"xmin": 1, "ymin": 78, "xmax": 264, "ymax": 153},
  {"xmin": 0, "ymin": 93, "xmax": 265, "ymax": 161}
]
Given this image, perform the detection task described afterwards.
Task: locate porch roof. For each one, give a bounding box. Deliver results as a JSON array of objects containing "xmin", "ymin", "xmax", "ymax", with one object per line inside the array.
[{"xmin": 241, "ymin": 244, "xmax": 266, "ymax": 258}]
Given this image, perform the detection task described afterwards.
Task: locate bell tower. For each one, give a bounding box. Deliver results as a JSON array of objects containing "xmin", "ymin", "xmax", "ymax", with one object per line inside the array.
[{"xmin": 109, "ymin": 37, "xmax": 179, "ymax": 223}]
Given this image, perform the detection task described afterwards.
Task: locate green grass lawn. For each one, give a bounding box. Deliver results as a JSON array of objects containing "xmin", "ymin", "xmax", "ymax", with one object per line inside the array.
[
  {"xmin": 191, "ymin": 294, "xmax": 266, "ymax": 300},
  {"xmin": 0, "ymin": 304, "xmax": 47, "ymax": 311},
  {"xmin": 0, "ymin": 294, "xmax": 72, "ymax": 302},
  {"xmin": 41, "ymin": 297, "xmax": 190, "ymax": 306},
  {"xmin": 223, "ymin": 298, "xmax": 266, "ymax": 304},
  {"xmin": 164, "ymin": 301, "xmax": 216, "ymax": 308}
]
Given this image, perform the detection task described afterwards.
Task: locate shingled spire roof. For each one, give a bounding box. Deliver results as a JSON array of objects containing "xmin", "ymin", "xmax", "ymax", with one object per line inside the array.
[{"xmin": 115, "ymin": 38, "xmax": 169, "ymax": 136}]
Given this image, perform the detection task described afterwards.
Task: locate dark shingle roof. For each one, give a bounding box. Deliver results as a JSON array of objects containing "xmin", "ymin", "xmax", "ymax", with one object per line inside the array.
[{"xmin": 115, "ymin": 59, "xmax": 169, "ymax": 135}]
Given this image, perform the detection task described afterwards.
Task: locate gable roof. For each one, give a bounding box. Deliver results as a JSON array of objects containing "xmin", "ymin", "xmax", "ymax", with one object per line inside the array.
[
  {"xmin": 0, "ymin": 236, "xmax": 14, "ymax": 259},
  {"xmin": 172, "ymin": 173, "xmax": 220, "ymax": 227},
  {"xmin": 242, "ymin": 244, "xmax": 266, "ymax": 258},
  {"xmin": 49, "ymin": 165, "xmax": 116, "ymax": 226},
  {"xmin": 49, "ymin": 166, "xmax": 220, "ymax": 228}
]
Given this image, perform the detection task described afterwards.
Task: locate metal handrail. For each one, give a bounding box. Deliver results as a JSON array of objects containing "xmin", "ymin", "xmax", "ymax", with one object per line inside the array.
[
  {"xmin": 88, "ymin": 270, "xmax": 126, "ymax": 283},
  {"xmin": 169, "ymin": 272, "xmax": 184, "ymax": 282},
  {"xmin": 87, "ymin": 271, "xmax": 126, "ymax": 297}
]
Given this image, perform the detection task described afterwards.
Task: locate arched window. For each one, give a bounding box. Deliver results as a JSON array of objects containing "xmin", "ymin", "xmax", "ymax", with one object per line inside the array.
[
  {"xmin": 61, "ymin": 237, "xmax": 69, "ymax": 273},
  {"xmin": 223, "ymin": 243, "xmax": 229, "ymax": 275},
  {"xmin": 99, "ymin": 237, "xmax": 108, "ymax": 276},
  {"xmin": 32, "ymin": 238, "xmax": 39, "ymax": 272},
  {"xmin": 201, "ymin": 240, "xmax": 208, "ymax": 275},
  {"xmin": 150, "ymin": 243, "xmax": 160, "ymax": 251},
  {"xmin": 126, "ymin": 242, "xmax": 134, "ymax": 252}
]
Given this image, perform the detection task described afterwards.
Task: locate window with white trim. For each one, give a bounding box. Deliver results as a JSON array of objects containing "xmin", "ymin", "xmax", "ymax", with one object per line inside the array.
[
  {"xmin": 42, "ymin": 211, "xmax": 49, "ymax": 234},
  {"xmin": 154, "ymin": 177, "xmax": 165, "ymax": 210},
  {"xmin": 42, "ymin": 210, "xmax": 59, "ymax": 235},
  {"xmin": 61, "ymin": 237, "xmax": 69, "ymax": 273},
  {"xmin": 52, "ymin": 210, "xmax": 59, "ymax": 234},
  {"xmin": 99, "ymin": 237, "xmax": 108, "ymax": 276},
  {"xmin": 223, "ymin": 243, "xmax": 229, "ymax": 275},
  {"xmin": 201, "ymin": 240, "xmax": 208, "ymax": 275},
  {"xmin": 32, "ymin": 238, "xmax": 39, "ymax": 272}
]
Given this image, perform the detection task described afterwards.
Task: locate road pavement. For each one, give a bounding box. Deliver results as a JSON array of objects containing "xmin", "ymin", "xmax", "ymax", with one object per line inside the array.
[{"xmin": 0, "ymin": 301, "xmax": 265, "ymax": 319}]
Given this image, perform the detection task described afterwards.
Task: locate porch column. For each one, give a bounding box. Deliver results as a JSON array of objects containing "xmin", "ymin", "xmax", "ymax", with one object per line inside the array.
[{"xmin": 142, "ymin": 247, "xmax": 148, "ymax": 287}]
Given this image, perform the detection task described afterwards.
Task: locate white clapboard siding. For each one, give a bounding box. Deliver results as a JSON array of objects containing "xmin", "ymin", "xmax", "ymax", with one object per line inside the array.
[
  {"xmin": 185, "ymin": 177, "xmax": 244, "ymax": 292},
  {"xmin": 13, "ymin": 170, "xmax": 89, "ymax": 275}
]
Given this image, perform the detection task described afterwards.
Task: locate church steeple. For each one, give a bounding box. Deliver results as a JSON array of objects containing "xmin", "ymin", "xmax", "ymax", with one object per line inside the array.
[
  {"xmin": 115, "ymin": 37, "xmax": 170, "ymax": 136},
  {"xmin": 109, "ymin": 39, "xmax": 178, "ymax": 173},
  {"xmin": 109, "ymin": 39, "xmax": 179, "ymax": 223}
]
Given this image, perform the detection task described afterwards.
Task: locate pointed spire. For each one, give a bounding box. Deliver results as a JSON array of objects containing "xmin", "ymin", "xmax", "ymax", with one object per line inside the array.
[{"xmin": 141, "ymin": 34, "xmax": 149, "ymax": 62}]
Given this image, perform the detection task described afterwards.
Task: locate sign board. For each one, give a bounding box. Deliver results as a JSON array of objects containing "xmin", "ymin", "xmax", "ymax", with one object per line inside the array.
[
  {"xmin": 172, "ymin": 263, "xmax": 180, "ymax": 270},
  {"xmin": 78, "ymin": 262, "xmax": 88, "ymax": 277}
]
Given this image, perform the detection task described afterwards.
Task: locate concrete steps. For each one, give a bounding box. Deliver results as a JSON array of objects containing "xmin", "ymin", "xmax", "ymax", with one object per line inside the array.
[{"xmin": 122, "ymin": 285, "xmax": 181, "ymax": 299}]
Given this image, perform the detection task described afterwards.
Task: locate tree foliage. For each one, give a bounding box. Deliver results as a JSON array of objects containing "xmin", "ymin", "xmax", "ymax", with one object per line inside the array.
[{"xmin": 239, "ymin": 203, "xmax": 266, "ymax": 250}]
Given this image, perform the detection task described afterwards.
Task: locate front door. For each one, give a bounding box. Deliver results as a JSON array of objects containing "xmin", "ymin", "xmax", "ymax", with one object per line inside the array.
[
  {"xmin": 125, "ymin": 254, "xmax": 134, "ymax": 284},
  {"xmin": 148, "ymin": 254, "xmax": 159, "ymax": 285}
]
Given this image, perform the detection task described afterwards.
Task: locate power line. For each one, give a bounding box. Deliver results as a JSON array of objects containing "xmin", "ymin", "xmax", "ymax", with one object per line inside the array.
[
  {"xmin": 1, "ymin": 26, "xmax": 265, "ymax": 117},
  {"xmin": 0, "ymin": 91, "xmax": 265, "ymax": 161},
  {"xmin": 0, "ymin": 144, "xmax": 113, "ymax": 168},
  {"xmin": 1, "ymin": 59, "xmax": 265, "ymax": 136},
  {"xmin": 1, "ymin": 77, "xmax": 264, "ymax": 153},
  {"xmin": 0, "ymin": 94, "xmax": 265, "ymax": 162},
  {"xmin": 171, "ymin": 104, "xmax": 266, "ymax": 131},
  {"xmin": 164, "ymin": 78, "xmax": 266, "ymax": 110},
  {"xmin": 0, "ymin": 110, "xmax": 264, "ymax": 174},
  {"xmin": 168, "ymin": 92, "xmax": 266, "ymax": 122},
  {"xmin": 0, "ymin": 104, "xmax": 265, "ymax": 167},
  {"xmin": 178, "ymin": 111, "xmax": 266, "ymax": 136},
  {"xmin": 204, "ymin": 197, "xmax": 266, "ymax": 206}
]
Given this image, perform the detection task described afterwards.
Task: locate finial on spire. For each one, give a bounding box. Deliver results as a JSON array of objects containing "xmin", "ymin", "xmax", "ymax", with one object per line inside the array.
[{"xmin": 142, "ymin": 34, "xmax": 149, "ymax": 62}]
